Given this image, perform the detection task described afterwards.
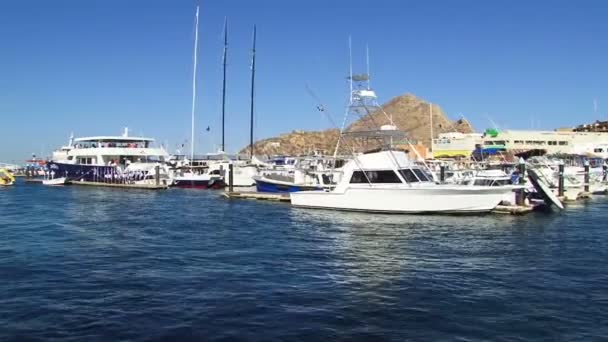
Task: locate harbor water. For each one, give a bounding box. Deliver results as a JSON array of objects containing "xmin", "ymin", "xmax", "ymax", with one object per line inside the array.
[{"xmin": 1, "ymin": 181, "xmax": 607, "ymax": 340}]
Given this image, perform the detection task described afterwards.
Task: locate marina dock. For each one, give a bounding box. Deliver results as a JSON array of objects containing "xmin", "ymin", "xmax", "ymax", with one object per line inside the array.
[
  {"xmin": 223, "ymin": 191, "xmax": 290, "ymax": 202},
  {"xmin": 70, "ymin": 180, "xmax": 169, "ymax": 190},
  {"xmin": 23, "ymin": 178, "xmax": 168, "ymax": 190}
]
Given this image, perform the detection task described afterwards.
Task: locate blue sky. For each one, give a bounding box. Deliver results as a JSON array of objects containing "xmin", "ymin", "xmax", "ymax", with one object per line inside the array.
[{"xmin": 1, "ymin": 0, "xmax": 607, "ymax": 162}]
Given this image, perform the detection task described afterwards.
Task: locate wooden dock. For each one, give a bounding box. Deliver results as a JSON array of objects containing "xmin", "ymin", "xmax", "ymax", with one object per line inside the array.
[
  {"xmin": 23, "ymin": 177, "xmax": 168, "ymax": 190},
  {"xmin": 223, "ymin": 191, "xmax": 290, "ymax": 202},
  {"xmin": 70, "ymin": 180, "xmax": 169, "ymax": 190}
]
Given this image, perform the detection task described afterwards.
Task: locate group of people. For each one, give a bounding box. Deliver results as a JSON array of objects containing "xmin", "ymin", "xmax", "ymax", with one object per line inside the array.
[{"xmin": 74, "ymin": 142, "xmax": 146, "ymax": 149}]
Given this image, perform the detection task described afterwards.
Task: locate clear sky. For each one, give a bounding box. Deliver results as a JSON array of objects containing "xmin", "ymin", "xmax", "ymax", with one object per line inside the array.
[{"xmin": 1, "ymin": 0, "xmax": 607, "ymax": 162}]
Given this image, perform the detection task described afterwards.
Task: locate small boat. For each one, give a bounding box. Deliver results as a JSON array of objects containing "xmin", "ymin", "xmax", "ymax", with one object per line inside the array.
[
  {"xmin": 0, "ymin": 168, "xmax": 15, "ymax": 186},
  {"xmin": 42, "ymin": 177, "xmax": 68, "ymax": 186},
  {"xmin": 253, "ymin": 174, "xmax": 324, "ymax": 193},
  {"xmin": 171, "ymin": 172, "xmax": 224, "ymax": 189},
  {"xmin": 527, "ymin": 168, "xmax": 564, "ymax": 210}
]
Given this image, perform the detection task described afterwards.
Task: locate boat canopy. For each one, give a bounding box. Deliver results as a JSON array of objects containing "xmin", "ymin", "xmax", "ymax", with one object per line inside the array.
[{"xmin": 74, "ymin": 136, "xmax": 154, "ymax": 142}]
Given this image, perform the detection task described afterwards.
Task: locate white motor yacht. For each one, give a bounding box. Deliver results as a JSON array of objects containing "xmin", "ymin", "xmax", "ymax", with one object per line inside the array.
[{"xmin": 290, "ymin": 150, "xmax": 520, "ymax": 214}]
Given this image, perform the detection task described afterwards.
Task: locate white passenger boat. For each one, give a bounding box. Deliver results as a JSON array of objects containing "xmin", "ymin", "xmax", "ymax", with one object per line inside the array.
[
  {"xmin": 46, "ymin": 128, "xmax": 171, "ymax": 186},
  {"xmin": 290, "ymin": 150, "xmax": 519, "ymax": 214}
]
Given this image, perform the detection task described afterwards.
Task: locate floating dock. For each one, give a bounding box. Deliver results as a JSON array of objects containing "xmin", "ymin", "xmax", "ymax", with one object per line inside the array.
[
  {"xmin": 24, "ymin": 178, "xmax": 168, "ymax": 190},
  {"xmin": 223, "ymin": 191, "xmax": 290, "ymax": 202},
  {"xmin": 70, "ymin": 180, "xmax": 169, "ymax": 190},
  {"xmin": 491, "ymin": 205, "xmax": 535, "ymax": 215}
]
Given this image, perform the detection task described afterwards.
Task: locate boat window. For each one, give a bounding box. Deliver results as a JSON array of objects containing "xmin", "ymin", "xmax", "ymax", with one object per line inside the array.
[
  {"xmin": 558, "ymin": 141, "xmax": 568, "ymax": 145},
  {"xmin": 322, "ymin": 174, "xmax": 335, "ymax": 185},
  {"xmin": 473, "ymin": 179, "xmax": 493, "ymax": 186},
  {"xmin": 350, "ymin": 170, "xmax": 402, "ymax": 184},
  {"xmin": 412, "ymin": 169, "xmax": 431, "ymax": 182},
  {"xmin": 398, "ymin": 169, "xmax": 420, "ymax": 183}
]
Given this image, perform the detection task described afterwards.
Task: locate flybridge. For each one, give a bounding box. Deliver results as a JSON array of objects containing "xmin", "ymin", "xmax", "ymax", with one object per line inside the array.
[{"xmin": 74, "ymin": 136, "xmax": 154, "ymax": 143}]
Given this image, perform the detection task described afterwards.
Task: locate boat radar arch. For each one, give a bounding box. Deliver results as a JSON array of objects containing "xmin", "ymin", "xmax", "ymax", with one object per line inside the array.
[
  {"xmin": 380, "ymin": 124, "xmax": 398, "ymax": 131},
  {"xmin": 353, "ymin": 89, "xmax": 377, "ymax": 100}
]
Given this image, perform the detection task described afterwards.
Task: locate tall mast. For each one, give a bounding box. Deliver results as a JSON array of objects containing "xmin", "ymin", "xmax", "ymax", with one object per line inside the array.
[
  {"xmin": 429, "ymin": 103, "xmax": 434, "ymax": 152},
  {"xmin": 249, "ymin": 25, "xmax": 257, "ymax": 160},
  {"xmin": 190, "ymin": 6, "xmax": 200, "ymax": 162},
  {"xmin": 221, "ymin": 17, "xmax": 228, "ymax": 152}
]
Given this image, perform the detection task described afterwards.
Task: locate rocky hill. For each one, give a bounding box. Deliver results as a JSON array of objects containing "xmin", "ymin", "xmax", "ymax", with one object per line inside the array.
[{"xmin": 241, "ymin": 93, "xmax": 475, "ymax": 156}]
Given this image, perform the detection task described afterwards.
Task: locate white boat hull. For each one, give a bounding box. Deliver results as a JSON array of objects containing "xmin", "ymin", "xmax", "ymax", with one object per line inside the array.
[
  {"xmin": 42, "ymin": 177, "xmax": 67, "ymax": 186},
  {"xmin": 290, "ymin": 186, "xmax": 516, "ymax": 214}
]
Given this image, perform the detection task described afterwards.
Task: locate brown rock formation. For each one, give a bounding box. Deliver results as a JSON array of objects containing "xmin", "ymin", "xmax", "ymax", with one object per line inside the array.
[{"xmin": 241, "ymin": 93, "xmax": 475, "ymax": 156}]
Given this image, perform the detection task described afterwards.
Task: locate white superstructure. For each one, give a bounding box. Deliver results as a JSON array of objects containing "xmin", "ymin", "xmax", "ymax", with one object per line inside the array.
[{"xmin": 56, "ymin": 128, "xmax": 168, "ymax": 166}]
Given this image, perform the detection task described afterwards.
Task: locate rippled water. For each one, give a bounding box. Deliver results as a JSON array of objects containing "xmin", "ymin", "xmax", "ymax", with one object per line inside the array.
[{"xmin": 1, "ymin": 181, "xmax": 607, "ymax": 341}]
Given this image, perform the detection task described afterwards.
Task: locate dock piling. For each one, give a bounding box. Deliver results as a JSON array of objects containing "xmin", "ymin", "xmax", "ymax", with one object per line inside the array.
[
  {"xmin": 558, "ymin": 160, "xmax": 565, "ymax": 197},
  {"xmin": 155, "ymin": 165, "xmax": 160, "ymax": 186},
  {"xmin": 228, "ymin": 163, "xmax": 234, "ymax": 192},
  {"xmin": 516, "ymin": 158, "xmax": 526, "ymax": 206},
  {"xmin": 583, "ymin": 160, "xmax": 590, "ymax": 193}
]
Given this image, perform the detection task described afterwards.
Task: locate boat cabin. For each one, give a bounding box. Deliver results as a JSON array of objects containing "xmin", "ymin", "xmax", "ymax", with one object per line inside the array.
[{"xmin": 335, "ymin": 151, "xmax": 435, "ymax": 191}]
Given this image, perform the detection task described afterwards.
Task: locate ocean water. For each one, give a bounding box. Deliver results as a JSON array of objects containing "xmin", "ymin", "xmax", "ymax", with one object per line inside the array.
[{"xmin": 0, "ymin": 181, "xmax": 607, "ymax": 341}]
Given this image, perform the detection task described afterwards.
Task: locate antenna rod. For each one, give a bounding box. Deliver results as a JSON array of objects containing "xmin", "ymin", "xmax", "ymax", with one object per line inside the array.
[
  {"xmin": 348, "ymin": 35, "xmax": 353, "ymax": 103},
  {"xmin": 366, "ymin": 43, "xmax": 370, "ymax": 90},
  {"xmin": 249, "ymin": 25, "xmax": 257, "ymax": 160},
  {"xmin": 190, "ymin": 6, "xmax": 200, "ymax": 163},
  {"xmin": 221, "ymin": 17, "xmax": 228, "ymax": 152}
]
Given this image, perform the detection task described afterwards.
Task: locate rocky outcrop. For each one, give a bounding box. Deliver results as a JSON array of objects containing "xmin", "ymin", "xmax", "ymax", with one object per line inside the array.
[{"xmin": 241, "ymin": 93, "xmax": 475, "ymax": 156}]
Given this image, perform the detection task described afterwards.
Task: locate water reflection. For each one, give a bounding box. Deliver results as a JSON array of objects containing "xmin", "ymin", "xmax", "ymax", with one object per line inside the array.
[{"xmin": 288, "ymin": 207, "xmax": 552, "ymax": 294}]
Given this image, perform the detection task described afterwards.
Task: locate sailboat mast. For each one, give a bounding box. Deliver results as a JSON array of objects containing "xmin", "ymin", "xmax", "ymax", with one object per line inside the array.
[
  {"xmin": 249, "ymin": 25, "xmax": 257, "ymax": 160},
  {"xmin": 221, "ymin": 17, "xmax": 228, "ymax": 152},
  {"xmin": 190, "ymin": 6, "xmax": 200, "ymax": 163}
]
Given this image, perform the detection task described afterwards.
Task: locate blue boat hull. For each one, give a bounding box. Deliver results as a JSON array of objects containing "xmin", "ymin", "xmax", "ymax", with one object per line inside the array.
[
  {"xmin": 172, "ymin": 178, "xmax": 225, "ymax": 189},
  {"xmin": 47, "ymin": 162, "xmax": 122, "ymax": 182},
  {"xmin": 255, "ymin": 178, "xmax": 322, "ymax": 193},
  {"xmin": 46, "ymin": 162, "xmax": 158, "ymax": 184}
]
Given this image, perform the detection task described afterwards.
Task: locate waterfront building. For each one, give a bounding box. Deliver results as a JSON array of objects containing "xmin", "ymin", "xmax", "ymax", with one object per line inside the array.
[
  {"xmin": 481, "ymin": 129, "xmax": 608, "ymax": 157},
  {"xmin": 431, "ymin": 132, "xmax": 482, "ymax": 159}
]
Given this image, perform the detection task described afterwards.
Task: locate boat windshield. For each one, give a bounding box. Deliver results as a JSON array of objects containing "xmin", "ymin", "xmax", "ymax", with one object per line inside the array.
[{"xmin": 350, "ymin": 170, "xmax": 402, "ymax": 184}]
